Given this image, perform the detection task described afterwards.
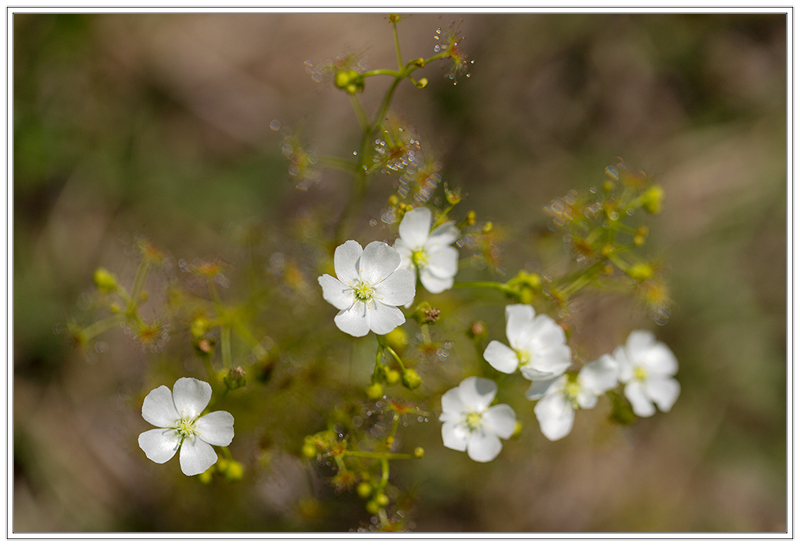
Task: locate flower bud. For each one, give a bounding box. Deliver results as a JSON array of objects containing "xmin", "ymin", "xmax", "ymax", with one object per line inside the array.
[
  {"xmin": 384, "ymin": 369, "xmax": 401, "ymax": 385},
  {"xmin": 641, "ymin": 185, "xmax": 664, "ymax": 215},
  {"xmin": 388, "ymin": 13, "xmax": 401, "ymax": 23},
  {"xmin": 465, "ymin": 210, "xmax": 476, "ymax": 226},
  {"xmin": 413, "ymin": 302, "xmax": 440, "ymax": 325},
  {"xmin": 356, "ymin": 482, "xmax": 372, "ymax": 498},
  {"xmin": 444, "ymin": 183, "xmax": 462, "ymax": 205},
  {"xmin": 384, "ymin": 327, "xmax": 408, "ymax": 353},
  {"xmin": 198, "ymin": 468, "xmax": 214, "ymax": 484},
  {"xmin": 466, "ymin": 321, "xmax": 487, "ymax": 344},
  {"xmin": 375, "ymin": 492, "xmax": 390, "ymax": 506},
  {"xmin": 93, "ymin": 268, "xmax": 118, "ymax": 292},
  {"xmin": 366, "ymin": 500, "xmax": 381, "ymax": 514},
  {"xmin": 190, "ymin": 317, "xmax": 211, "ymax": 338},
  {"xmin": 415, "ymin": 78, "xmax": 428, "ymax": 89},
  {"xmin": 627, "ymin": 263, "xmax": 654, "ymax": 282},
  {"xmin": 401, "ymin": 369, "xmax": 422, "ymax": 390},
  {"xmin": 412, "ymin": 57, "xmax": 425, "ymax": 67},
  {"xmin": 414, "ymin": 447, "xmax": 424, "ymax": 458},
  {"xmin": 224, "ymin": 460, "xmax": 244, "ymax": 481},
  {"xmin": 302, "ymin": 442, "xmax": 317, "ymax": 459},
  {"xmin": 224, "ymin": 366, "xmax": 247, "ymax": 390},
  {"xmin": 482, "ymin": 221, "xmax": 493, "ymax": 234},
  {"xmin": 365, "ymin": 383, "xmax": 384, "ymax": 399}
]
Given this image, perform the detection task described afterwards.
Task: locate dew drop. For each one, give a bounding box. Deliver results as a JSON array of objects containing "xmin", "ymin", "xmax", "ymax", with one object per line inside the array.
[{"xmin": 269, "ymin": 119, "xmax": 281, "ymax": 131}]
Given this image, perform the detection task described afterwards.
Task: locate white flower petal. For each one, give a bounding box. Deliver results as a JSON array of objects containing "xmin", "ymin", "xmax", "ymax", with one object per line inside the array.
[
  {"xmin": 520, "ymin": 345, "xmax": 572, "ymax": 381},
  {"xmin": 579, "ymin": 354, "xmax": 619, "ymax": 394},
  {"xmin": 626, "ymin": 330, "xmax": 656, "ymax": 353},
  {"xmin": 457, "ymin": 376, "xmax": 497, "ymax": 411},
  {"xmin": 534, "ymin": 392, "xmax": 575, "ymax": 441},
  {"xmin": 428, "ymin": 222, "xmax": 460, "ymax": 246},
  {"xmin": 576, "ymin": 390, "xmax": 598, "ymax": 409},
  {"xmin": 374, "ymin": 269, "xmax": 416, "ymax": 306},
  {"xmin": 419, "ymin": 268, "xmax": 454, "ymax": 294},
  {"xmin": 360, "ymin": 241, "xmax": 401, "ymax": 285},
  {"xmin": 179, "ymin": 437, "xmax": 218, "ymax": 476},
  {"xmin": 172, "ymin": 378, "xmax": 212, "ymax": 420},
  {"xmin": 467, "ymin": 429, "xmax": 503, "ymax": 462},
  {"xmin": 527, "ymin": 315, "xmax": 566, "ymax": 348},
  {"xmin": 334, "ymin": 302, "xmax": 370, "ymax": 337},
  {"xmin": 614, "ymin": 346, "xmax": 634, "ymax": 382},
  {"xmin": 441, "ymin": 421, "xmax": 468, "ymax": 452},
  {"xmin": 525, "ymin": 376, "xmax": 563, "ymax": 400},
  {"xmin": 624, "ymin": 381, "xmax": 656, "ymax": 417},
  {"xmin": 483, "ymin": 404, "xmax": 516, "ymax": 439},
  {"xmin": 318, "ymin": 274, "xmax": 353, "ymax": 310},
  {"xmin": 142, "ymin": 385, "xmax": 180, "ymax": 427},
  {"xmin": 440, "ymin": 387, "xmax": 466, "ymax": 418},
  {"xmin": 195, "ymin": 411, "xmax": 235, "ymax": 447},
  {"xmin": 505, "ymin": 304, "xmax": 536, "ymax": 349},
  {"xmin": 334, "ymin": 240, "xmax": 363, "ymax": 284},
  {"xmin": 483, "ymin": 341, "xmax": 519, "ymax": 374},
  {"xmin": 393, "ymin": 239, "xmax": 414, "ymax": 270},
  {"xmin": 644, "ymin": 376, "xmax": 680, "ymax": 412},
  {"xmin": 425, "ymin": 246, "xmax": 459, "ymax": 278},
  {"xmin": 642, "ymin": 343, "xmax": 678, "ymax": 376},
  {"xmin": 138, "ymin": 428, "xmax": 181, "ymax": 464},
  {"xmin": 398, "ymin": 207, "xmax": 432, "ymax": 248},
  {"xmin": 366, "ymin": 301, "xmax": 406, "ymax": 335}
]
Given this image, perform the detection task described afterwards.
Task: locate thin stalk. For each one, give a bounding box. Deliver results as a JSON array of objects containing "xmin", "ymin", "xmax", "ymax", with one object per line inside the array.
[
  {"xmin": 452, "ymin": 281, "xmax": 516, "ymax": 297},
  {"xmin": 349, "ymin": 94, "xmax": 370, "ymax": 131},
  {"xmin": 221, "ymin": 325, "xmax": 233, "ymax": 369},
  {"xmin": 341, "ymin": 450, "xmax": 417, "ymax": 460},
  {"xmin": 82, "ymin": 314, "xmax": 124, "ymax": 340},
  {"xmin": 392, "ymin": 22, "xmax": 404, "ymax": 70},
  {"xmin": 129, "ymin": 259, "xmax": 151, "ymax": 309}
]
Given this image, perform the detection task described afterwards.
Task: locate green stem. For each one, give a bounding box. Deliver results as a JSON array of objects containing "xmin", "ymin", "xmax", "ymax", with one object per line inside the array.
[
  {"xmin": 342, "ymin": 450, "xmax": 417, "ymax": 460},
  {"xmin": 231, "ymin": 320, "xmax": 268, "ymax": 360},
  {"xmin": 392, "ymin": 22, "xmax": 404, "ymax": 70},
  {"xmin": 221, "ymin": 325, "xmax": 233, "ymax": 369},
  {"xmin": 349, "ymin": 94, "xmax": 370, "ymax": 131},
  {"xmin": 318, "ymin": 155, "xmax": 358, "ymax": 174},
  {"xmin": 452, "ymin": 281, "xmax": 516, "ymax": 297},
  {"xmin": 82, "ymin": 314, "xmax": 124, "ymax": 341},
  {"xmin": 129, "ymin": 259, "xmax": 151, "ymax": 310},
  {"xmin": 360, "ymin": 68, "xmax": 403, "ymax": 78},
  {"xmin": 382, "ymin": 344, "xmax": 407, "ymax": 371}
]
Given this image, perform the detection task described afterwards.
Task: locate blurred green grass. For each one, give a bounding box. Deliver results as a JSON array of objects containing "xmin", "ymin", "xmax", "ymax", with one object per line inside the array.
[{"xmin": 13, "ymin": 13, "xmax": 786, "ymax": 532}]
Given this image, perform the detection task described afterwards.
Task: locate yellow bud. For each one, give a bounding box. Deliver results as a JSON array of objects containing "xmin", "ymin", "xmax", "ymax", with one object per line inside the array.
[
  {"xmin": 414, "ymin": 447, "xmax": 424, "ymax": 458},
  {"xmin": 216, "ymin": 458, "xmax": 230, "ymax": 473},
  {"xmin": 375, "ymin": 492, "xmax": 390, "ymax": 506},
  {"xmin": 335, "ymin": 71, "xmax": 350, "ymax": 89},
  {"xmin": 482, "ymin": 222, "xmax": 493, "ymax": 234},
  {"xmin": 384, "ymin": 327, "xmax": 408, "ymax": 352},
  {"xmin": 198, "ymin": 468, "xmax": 214, "ymax": 484},
  {"xmin": 384, "ymin": 369, "xmax": 401, "ymax": 385},
  {"xmin": 465, "ymin": 210, "xmax": 476, "ymax": 226},
  {"xmin": 365, "ymin": 383, "xmax": 384, "ymax": 400},
  {"xmin": 413, "ymin": 57, "xmax": 425, "ymax": 67},
  {"xmin": 191, "ymin": 317, "xmax": 210, "ymax": 338},
  {"xmin": 388, "ymin": 194, "xmax": 399, "ymax": 206},
  {"xmin": 401, "ymin": 369, "xmax": 422, "ymax": 390},
  {"xmin": 109, "ymin": 304, "xmax": 120, "ymax": 313},
  {"xmin": 416, "ymin": 78, "xmax": 428, "ymax": 89},
  {"xmin": 302, "ymin": 443, "xmax": 317, "ymax": 458},
  {"xmin": 642, "ymin": 185, "xmax": 664, "ymax": 214},
  {"xmin": 357, "ymin": 482, "xmax": 372, "ymax": 498},
  {"xmin": 600, "ymin": 244, "xmax": 615, "ymax": 258},
  {"xmin": 225, "ymin": 460, "xmax": 244, "ymax": 481},
  {"xmin": 627, "ymin": 263, "xmax": 654, "ymax": 281},
  {"xmin": 93, "ymin": 268, "xmax": 118, "ymax": 292},
  {"xmin": 511, "ymin": 420, "xmax": 523, "ymax": 439},
  {"xmin": 366, "ymin": 501, "xmax": 381, "ymax": 514},
  {"xmin": 388, "ymin": 13, "xmax": 401, "ymax": 23}
]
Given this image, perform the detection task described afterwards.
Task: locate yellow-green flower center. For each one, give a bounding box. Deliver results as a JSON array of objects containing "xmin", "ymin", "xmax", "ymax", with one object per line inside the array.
[
  {"xmin": 411, "ymin": 249, "xmax": 428, "ymax": 268},
  {"xmin": 175, "ymin": 417, "xmax": 198, "ymax": 439},
  {"xmin": 464, "ymin": 411, "xmax": 483, "ymax": 431},
  {"xmin": 352, "ymin": 281, "xmax": 375, "ymax": 302},
  {"xmin": 516, "ymin": 349, "xmax": 530, "ymax": 367},
  {"xmin": 634, "ymin": 366, "xmax": 647, "ymax": 381},
  {"xmin": 564, "ymin": 380, "xmax": 582, "ymax": 408}
]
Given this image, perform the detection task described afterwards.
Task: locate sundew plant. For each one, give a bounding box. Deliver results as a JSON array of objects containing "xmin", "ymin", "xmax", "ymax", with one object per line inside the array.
[{"xmin": 62, "ymin": 15, "xmax": 686, "ymax": 533}]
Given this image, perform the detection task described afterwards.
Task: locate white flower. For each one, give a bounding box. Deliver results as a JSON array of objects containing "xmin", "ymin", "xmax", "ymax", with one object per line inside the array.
[
  {"xmin": 138, "ymin": 378, "xmax": 235, "ymax": 476},
  {"xmin": 483, "ymin": 304, "xmax": 572, "ymax": 381},
  {"xmin": 613, "ymin": 330, "xmax": 680, "ymax": 417},
  {"xmin": 439, "ymin": 377, "xmax": 517, "ymax": 462},
  {"xmin": 318, "ymin": 240, "xmax": 416, "ymax": 337},
  {"xmin": 527, "ymin": 355, "xmax": 619, "ymax": 441},
  {"xmin": 393, "ymin": 207, "xmax": 460, "ymax": 294}
]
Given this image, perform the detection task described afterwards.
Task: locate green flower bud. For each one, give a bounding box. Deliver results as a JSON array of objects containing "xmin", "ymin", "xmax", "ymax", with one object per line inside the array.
[
  {"xmin": 365, "ymin": 383, "xmax": 384, "ymax": 399},
  {"xmin": 198, "ymin": 468, "xmax": 214, "ymax": 484},
  {"xmin": 93, "ymin": 268, "xmax": 118, "ymax": 292},
  {"xmin": 356, "ymin": 482, "xmax": 372, "ymax": 498},
  {"xmin": 366, "ymin": 500, "xmax": 381, "ymax": 514},
  {"xmin": 224, "ymin": 366, "xmax": 247, "ymax": 390},
  {"xmin": 224, "ymin": 460, "xmax": 244, "ymax": 481},
  {"xmin": 216, "ymin": 458, "xmax": 229, "ymax": 473},
  {"xmin": 415, "ymin": 77, "xmax": 428, "ymax": 89},
  {"xmin": 301, "ymin": 443, "xmax": 317, "ymax": 459},
  {"xmin": 401, "ymin": 369, "xmax": 422, "ymax": 390},
  {"xmin": 482, "ymin": 221, "xmax": 494, "ymax": 234},
  {"xmin": 627, "ymin": 263, "xmax": 654, "ymax": 282},
  {"xmin": 190, "ymin": 317, "xmax": 211, "ymax": 338},
  {"xmin": 335, "ymin": 71, "xmax": 350, "ymax": 89},
  {"xmin": 375, "ymin": 492, "xmax": 389, "ymax": 507},
  {"xmin": 384, "ymin": 369, "xmax": 401, "ymax": 385},
  {"xmin": 388, "ymin": 13, "xmax": 401, "ymax": 23},
  {"xmin": 641, "ymin": 185, "xmax": 664, "ymax": 215},
  {"xmin": 414, "ymin": 447, "xmax": 424, "ymax": 458}
]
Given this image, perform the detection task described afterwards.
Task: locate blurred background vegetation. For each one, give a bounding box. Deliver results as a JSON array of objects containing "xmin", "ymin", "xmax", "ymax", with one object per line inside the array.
[{"xmin": 13, "ymin": 13, "xmax": 786, "ymax": 532}]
